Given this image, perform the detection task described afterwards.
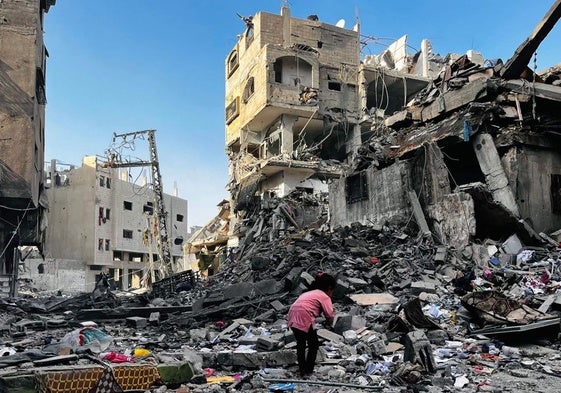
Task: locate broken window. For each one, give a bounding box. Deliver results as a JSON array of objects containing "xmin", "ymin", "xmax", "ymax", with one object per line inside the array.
[
  {"xmin": 105, "ymin": 239, "xmax": 110, "ymax": 251},
  {"xmin": 98, "ymin": 238, "xmax": 103, "ymax": 251},
  {"xmin": 106, "ymin": 178, "xmax": 111, "ymax": 189},
  {"xmin": 143, "ymin": 204, "xmax": 154, "ymax": 215},
  {"xmin": 36, "ymin": 68, "xmax": 47, "ymax": 105},
  {"xmin": 346, "ymin": 172, "xmax": 369, "ymax": 204},
  {"xmin": 176, "ymin": 214, "xmax": 184, "ymax": 222},
  {"xmin": 226, "ymin": 97, "xmax": 240, "ymax": 125},
  {"xmin": 37, "ymin": 263, "xmax": 45, "ymax": 274},
  {"xmin": 551, "ymin": 174, "xmax": 561, "ymax": 215},
  {"xmin": 328, "ymin": 81, "xmax": 341, "ymax": 91},
  {"xmin": 113, "ymin": 251, "xmax": 122, "ymax": 261},
  {"xmin": 123, "ymin": 229, "xmax": 133, "ymax": 239},
  {"xmin": 273, "ymin": 56, "xmax": 313, "ymax": 86},
  {"xmin": 105, "ymin": 208, "xmax": 111, "ymax": 220},
  {"xmin": 123, "ymin": 201, "xmax": 132, "ymax": 210},
  {"xmin": 89, "ymin": 265, "xmax": 103, "ymax": 271},
  {"xmin": 99, "ymin": 176, "xmax": 105, "ymax": 187},
  {"xmin": 243, "ymin": 77, "xmax": 255, "ymax": 103},
  {"xmin": 227, "ymin": 49, "xmax": 239, "ymax": 77}
]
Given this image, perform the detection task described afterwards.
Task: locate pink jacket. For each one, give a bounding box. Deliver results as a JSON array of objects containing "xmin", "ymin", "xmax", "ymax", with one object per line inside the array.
[{"xmin": 287, "ymin": 289, "xmax": 334, "ymax": 332}]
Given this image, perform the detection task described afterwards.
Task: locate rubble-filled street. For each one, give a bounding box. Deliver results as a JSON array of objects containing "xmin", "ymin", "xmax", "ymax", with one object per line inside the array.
[
  {"xmin": 2, "ymin": 0, "xmax": 561, "ymax": 392},
  {"xmin": 3, "ymin": 189, "xmax": 561, "ymax": 392}
]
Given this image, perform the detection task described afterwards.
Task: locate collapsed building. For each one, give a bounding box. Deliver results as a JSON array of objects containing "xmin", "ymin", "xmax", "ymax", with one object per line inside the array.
[{"xmin": 223, "ymin": 3, "xmax": 561, "ymax": 255}]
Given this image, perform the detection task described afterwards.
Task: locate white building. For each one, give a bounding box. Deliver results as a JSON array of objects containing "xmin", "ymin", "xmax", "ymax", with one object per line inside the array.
[{"xmin": 25, "ymin": 156, "xmax": 188, "ymax": 292}]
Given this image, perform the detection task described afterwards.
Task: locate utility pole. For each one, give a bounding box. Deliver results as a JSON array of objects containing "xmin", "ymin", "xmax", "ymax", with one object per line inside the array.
[{"xmin": 106, "ymin": 130, "xmax": 174, "ymax": 278}]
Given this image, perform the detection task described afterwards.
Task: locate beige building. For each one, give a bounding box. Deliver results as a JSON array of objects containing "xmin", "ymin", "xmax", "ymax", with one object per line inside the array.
[
  {"xmin": 0, "ymin": 0, "xmax": 55, "ymax": 295},
  {"xmin": 225, "ymin": 8, "xmax": 369, "ymax": 244},
  {"xmin": 39, "ymin": 156, "xmax": 188, "ymax": 291}
]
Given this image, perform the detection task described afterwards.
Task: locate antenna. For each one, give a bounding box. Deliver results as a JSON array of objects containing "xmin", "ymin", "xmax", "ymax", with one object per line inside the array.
[{"xmin": 336, "ymin": 19, "xmax": 345, "ymax": 28}]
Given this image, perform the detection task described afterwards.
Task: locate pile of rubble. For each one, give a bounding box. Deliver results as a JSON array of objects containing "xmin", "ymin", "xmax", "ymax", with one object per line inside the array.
[{"xmin": 2, "ymin": 194, "xmax": 561, "ymax": 392}]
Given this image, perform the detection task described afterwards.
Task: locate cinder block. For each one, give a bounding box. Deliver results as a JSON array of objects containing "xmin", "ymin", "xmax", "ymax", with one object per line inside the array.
[{"xmin": 126, "ymin": 317, "xmax": 147, "ymax": 329}]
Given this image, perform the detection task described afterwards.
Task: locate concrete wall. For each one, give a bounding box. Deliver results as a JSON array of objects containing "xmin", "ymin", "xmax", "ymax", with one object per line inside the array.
[
  {"xmin": 21, "ymin": 258, "xmax": 87, "ymax": 294},
  {"xmin": 225, "ymin": 10, "xmax": 360, "ymax": 146},
  {"xmin": 46, "ymin": 162, "xmax": 96, "ymax": 262},
  {"xmin": 329, "ymin": 161, "xmax": 412, "ymax": 228},
  {"xmin": 0, "ymin": 0, "xmax": 50, "ymax": 204},
  {"xmin": 505, "ymin": 147, "xmax": 561, "ymax": 233},
  {"xmin": 261, "ymin": 170, "xmax": 328, "ymax": 197}
]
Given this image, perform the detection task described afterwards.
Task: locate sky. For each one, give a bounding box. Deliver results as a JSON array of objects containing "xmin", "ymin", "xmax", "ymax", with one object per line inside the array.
[{"xmin": 44, "ymin": 0, "xmax": 561, "ymax": 228}]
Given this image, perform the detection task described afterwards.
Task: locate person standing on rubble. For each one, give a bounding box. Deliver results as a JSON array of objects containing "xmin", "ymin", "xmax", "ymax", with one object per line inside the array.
[{"xmin": 287, "ymin": 272, "xmax": 336, "ymax": 378}]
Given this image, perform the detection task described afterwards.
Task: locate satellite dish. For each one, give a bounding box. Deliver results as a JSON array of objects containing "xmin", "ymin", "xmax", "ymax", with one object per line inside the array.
[{"xmin": 335, "ymin": 19, "xmax": 345, "ymax": 28}]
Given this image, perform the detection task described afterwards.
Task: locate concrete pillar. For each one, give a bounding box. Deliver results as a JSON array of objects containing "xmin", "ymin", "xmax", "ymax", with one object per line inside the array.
[
  {"xmin": 421, "ymin": 39, "xmax": 430, "ymax": 78},
  {"xmin": 122, "ymin": 268, "xmax": 130, "ymax": 289},
  {"xmin": 281, "ymin": 7, "xmax": 291, "ymax": 48},
  {"xmin": 473, "ymin": 133, "xmax": 520, "ymax": 217},
  {"xmin": 280, "ymin": 115, "xmax": 297, "ymax": 155},
  {"xmin": 346, "ymin": 124, "xmax": 362, "ymax": 157}
]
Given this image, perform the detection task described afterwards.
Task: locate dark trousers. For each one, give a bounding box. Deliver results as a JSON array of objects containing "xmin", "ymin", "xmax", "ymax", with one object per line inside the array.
[{"xmin": 291, "ymin": 326, "xmax": 319, "ymax": 375}]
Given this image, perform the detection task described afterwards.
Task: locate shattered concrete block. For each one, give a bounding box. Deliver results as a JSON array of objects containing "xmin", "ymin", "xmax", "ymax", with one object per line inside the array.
[
  {"xmin": 333, "ymin": 314, "xmax": 353, "ymax": 334},
  {"xmin": 232, "ymin": 318, "xmax": 253, "ymax": 327},
  {"xmin": 426, "ymin": 329, "xmax": 449, "ymax": 346},
  {"xmin": 0, "ymin": 374, "xmax": 35, "ymax": 393},
  {"xmin": 346, "ymin": 277, "xmax": 369, "ymax": 287},
  {"xmin": 300, "ymin": 271, "xmax": 315, "ymax": 287},
  {"xmin": 365, "ymin": 334, "xmax": 387, "ymax": 356},
  {"xmin": 283, "ymin": 330, "xmax": 295, "ymax": 345},
  {"xmin": 149, "ymin": 312, "xmax": 160, "ymax": 326},
  {"xmin": 343, "ymin": 330, "xmax": 358, "ymax": 344},
  {"xmin": 434, "ymin": 246, "xmax": 448, "ymax": 262},
  {"xmin": 317, "ymin": 329, "xmax": 344, "ymax": 344},
  {"xmin": 238, "ymin": 336, "xmax": 259, "ymax": 346},
  {"xmin": 257, "ymin": 336, "xmax": 279, "ymax": 351},
  {"xmin": 332, "ymin": 280, "xmax": 352, "ymax": 299},
  {"xmin": 283, "ymin": 267, "xmax": 304, "ymax": 290},
  {"xmin": 404, "ymin": 331, "xmax": 436, "ymax": 373},
  {"xmin": 270, "ymin": 300, "xmax": 285, "ymax": 311},
  {"xmin": 126, "ymin": 317, "xmax": 148, "ymax": 329},
  {"xmin": 410, "ymin": 281, "xmax": 436, "ymax": 295}
]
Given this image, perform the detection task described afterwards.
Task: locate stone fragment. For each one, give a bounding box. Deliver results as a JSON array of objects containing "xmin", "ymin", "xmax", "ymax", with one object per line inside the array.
[
  {"xmin": 126, "ymin": 316, "xmax": 147, "ymax": 329},
  {"xmin": 404, "ymin": 331, "xmax": 436, "ymax": 373},
  {"xmin": 410, "ymin": 281, "xmax": 436, "ymax": 295}
]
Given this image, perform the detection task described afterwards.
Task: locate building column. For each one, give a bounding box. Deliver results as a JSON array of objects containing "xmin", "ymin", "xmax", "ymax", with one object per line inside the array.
[
  {"xmin": 280, "ymin": 115, "xmax": 297, "ymax": 155},
  {"xmin": 473, "ymin": 133, "xmax": 520, "ymax": 217},
  {"xmin": 346, "ymin": 124, "xmax": 362, "ymax": 157}
]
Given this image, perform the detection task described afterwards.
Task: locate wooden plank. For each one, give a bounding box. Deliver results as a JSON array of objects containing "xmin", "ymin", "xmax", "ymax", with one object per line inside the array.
[
  {"xmin": 349, "ymin": 293, "xmax": 399, "ymax": 306},
  {"xmin": 501, "ymin": 0, "xmax": 561, "ymax": 79},
  {"xmin": 421, "ymin": 78, "xmax": 488, "ymax": 122}
]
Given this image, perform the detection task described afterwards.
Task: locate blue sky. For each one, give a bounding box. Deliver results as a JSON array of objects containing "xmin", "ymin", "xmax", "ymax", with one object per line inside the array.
[{"xmin": 44, "ymin": 1, "xmax": 561, "ymax": 227}]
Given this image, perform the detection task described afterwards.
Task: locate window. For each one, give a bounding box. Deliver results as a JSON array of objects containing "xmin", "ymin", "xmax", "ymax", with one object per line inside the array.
[
  {"xmin": 143, "ymin": 203, "xmax": 154, "ymax": 215},
  {"xmin": 227, "ymin": 49, "xmax": 239, "ymax": 77},
  {"xmin": 113, "ymin": 251, "xmax": 122, "ymax": 261},
  {"xmin": 98, "ymin": 238, "xmax": 103, "ymax": 251},
  {"xmin": 105, "ymin": 239, "xmax": 110, "ymax": 251},
  {"xmin": 242, "ymin": 77, "xmax": 255, "ymax": 103},
  {"xmin": 36, "ymin": 68, "xmax": 47, "ymax": 105},
  {"xmin": 328, "ymin": 81, "xmax": 341, "ymax": 91},
  {"xmin": 99, "ymin": 176, "xmax": 105, "ymax": 187},
  {"xmin": 551, "ymin": 174, "xmax": 561, "ymax": 214},
  {"xmin": 176, "ymin": 214, "xmax": 184, "ymax": 222},
  {"xmin": 106, "ymin": 178, "xmax": 111, "ymax": 189},
  {"xmin": 105, "ymin": 208, "xmax": 111, "ymax": 220},
  {"xmin": 346, "ymin": 172, "xmax": 369, "ymax": 204},
  {"xmin": 99, "ymin": 207, "xmax": 104, "ymax": 217},
  {"xmin": 226, "ymin": 97, "xmax": 240, "ymax": 125},
  {"xmin": 123, "ymin": 201, "xmax": 133, "ymax": 210},
  {"xmin": 89, "ymin": 265, "xmax": 103, "ymax": 271},
  {"xmin": 123, "ymin": 229, "xmax": 133, "ymax": 239}
]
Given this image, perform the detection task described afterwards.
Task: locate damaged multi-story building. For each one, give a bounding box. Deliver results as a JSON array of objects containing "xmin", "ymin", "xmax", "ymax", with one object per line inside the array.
[
  {"xmin": 0, "ymin": 0, "xmax": 55, "ymax": 296},
  {"xmin": 21, "ymin": 156, "xmax": 188, "ymax": 292},
  {"xmin": 224, "ymin": 3, "xmax": 561, "ymax": 252}
]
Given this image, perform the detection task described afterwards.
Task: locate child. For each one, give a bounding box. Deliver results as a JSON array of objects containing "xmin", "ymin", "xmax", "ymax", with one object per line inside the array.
[{"xmin": 287, "ymin": 273, "xmax": 336, "ymax": 378}]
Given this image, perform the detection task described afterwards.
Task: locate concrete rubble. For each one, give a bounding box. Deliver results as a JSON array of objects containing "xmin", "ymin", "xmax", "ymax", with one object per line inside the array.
[{"xmin": 3, "ymin": 2, "xmax": 561, "ymax": 393}]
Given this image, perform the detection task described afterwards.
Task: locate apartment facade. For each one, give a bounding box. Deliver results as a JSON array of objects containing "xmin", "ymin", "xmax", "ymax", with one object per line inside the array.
[
  {"xmin": 0, "ymin": 0, "xmax": 55, "ymax": 295},
  {"xmin": 44, "ymin": 156, "xmax": 187, "ymax": 291}
]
